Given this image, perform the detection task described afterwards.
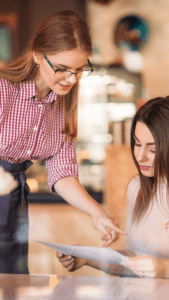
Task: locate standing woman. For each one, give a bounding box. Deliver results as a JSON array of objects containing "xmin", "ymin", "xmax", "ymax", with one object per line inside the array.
[{"xmin": 0, "ymin": 11, "xmax": 125, "ymax": 274}]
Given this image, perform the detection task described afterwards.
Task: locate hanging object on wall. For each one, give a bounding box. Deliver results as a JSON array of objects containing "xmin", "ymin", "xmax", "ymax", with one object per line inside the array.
[
  {"xmin": 113, "ymin": 15, "xmax": 149, "ymax": 73},
  {"xmin": 87, "ymin": 1, "xmax": 150, "ymax": 66},
  {"xmin": 114, "ymin": 15, "xmax": 149, "ymax": 52}
]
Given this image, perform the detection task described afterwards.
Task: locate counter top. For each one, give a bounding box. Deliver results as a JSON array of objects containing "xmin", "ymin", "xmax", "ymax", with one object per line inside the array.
[{"xmin": 1, "ymin": 274, "xmax": 169, "ymax": 299}]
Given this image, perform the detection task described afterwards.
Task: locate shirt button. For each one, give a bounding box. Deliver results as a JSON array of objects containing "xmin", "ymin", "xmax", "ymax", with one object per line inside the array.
[
  {"xmin": 34, "ymin": 126, "xmax": 38, "ymax": 131},
  {"xmin": 27, "ymin": 150, "xmax": 31, "ymax": 155},
  {"xmin": 36, "ymin": 100, "xmax": 44, "ymax": 105}
]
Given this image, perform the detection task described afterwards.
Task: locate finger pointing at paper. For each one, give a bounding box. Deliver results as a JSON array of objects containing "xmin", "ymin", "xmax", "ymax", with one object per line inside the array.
[{"xmin": 92, "ymin": 209, "xmax": 127, "ymax": 247}]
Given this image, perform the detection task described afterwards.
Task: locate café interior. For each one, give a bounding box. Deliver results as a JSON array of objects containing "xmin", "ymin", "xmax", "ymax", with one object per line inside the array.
[{"xmin": 1, "ymin": 0, "xmax": 169, "ymax": 298}]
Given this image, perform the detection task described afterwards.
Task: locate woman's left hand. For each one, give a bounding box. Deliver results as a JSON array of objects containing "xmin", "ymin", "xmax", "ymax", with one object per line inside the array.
[
  {"xmin": 122, "ymin": 255, "xmax": 166, "ymax": 278},
  {"xmin": 92, "ymin": 208, "xmax": 127, "ymax": 247}
]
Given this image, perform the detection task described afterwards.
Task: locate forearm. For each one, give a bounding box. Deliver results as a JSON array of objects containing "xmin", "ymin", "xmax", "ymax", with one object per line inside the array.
[
  {"xmin": 54, "ymin": 176, "xmax": 126, "ymax": 241},
  {"xmin": 86, "ymin": 260, "xmax": 126, "ymax": 276},
  {"xmin": 86, "ymin": 259, "xmax": 114, "ymax": 274},
  {"xmin": 122, "ymin": 255, "xmax": 169, "ymax": 278},
  {"xmin": 54, "ymin": 176, "xmax": 103, "ymax": 217}
]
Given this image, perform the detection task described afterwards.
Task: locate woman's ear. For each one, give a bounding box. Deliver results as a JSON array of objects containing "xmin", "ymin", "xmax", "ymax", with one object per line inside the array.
[{"xmin": 32, "ymin": 52, "xmax": 42, "ymax": 65}]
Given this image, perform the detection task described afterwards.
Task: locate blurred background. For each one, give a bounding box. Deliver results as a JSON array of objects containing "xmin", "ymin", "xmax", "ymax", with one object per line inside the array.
[{"xmin": 1, "ymin": 0, "xmax": 169, "ymax": 276}]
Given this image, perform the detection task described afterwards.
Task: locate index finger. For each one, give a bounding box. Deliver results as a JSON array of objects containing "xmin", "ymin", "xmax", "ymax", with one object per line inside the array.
[{"xmin": 105, "ymin": 220, "xmax": 127, "ymax": 235}]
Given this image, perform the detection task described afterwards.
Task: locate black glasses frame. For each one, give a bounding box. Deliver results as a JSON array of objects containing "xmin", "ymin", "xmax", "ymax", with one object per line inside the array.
[{"xmin": 43, "ymin": 55, "xmax": 94, "ymax": 78}]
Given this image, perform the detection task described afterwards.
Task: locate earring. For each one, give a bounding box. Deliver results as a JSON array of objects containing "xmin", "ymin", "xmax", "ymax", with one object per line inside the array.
[{"xmin": 36, "ymin": 64, "xmax": 40, "ymax": 68}]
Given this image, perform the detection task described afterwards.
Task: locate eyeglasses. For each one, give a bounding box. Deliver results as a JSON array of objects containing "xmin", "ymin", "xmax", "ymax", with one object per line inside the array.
[{"xmin": 44, "ymin": 55, "xmax": 94, "ymax": 80}]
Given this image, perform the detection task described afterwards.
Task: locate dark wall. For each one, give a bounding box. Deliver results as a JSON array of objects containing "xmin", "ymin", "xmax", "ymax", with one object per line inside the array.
[
  {"xmin": 29, "ymin": 0, "xmax": 86, "ymax": 38},
  {"xmin": 0, "ymin": 0, "xmax": 86, "ymax": 59},
  {"xmin": 0, "ymin": 0, "xmax": 30, "ymax": 58}
]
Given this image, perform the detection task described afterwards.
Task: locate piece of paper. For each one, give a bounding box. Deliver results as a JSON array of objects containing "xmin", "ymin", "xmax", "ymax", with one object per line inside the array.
[{"xmin": 33, "ymin": 240, "xmax": 129, "ymax": 265}]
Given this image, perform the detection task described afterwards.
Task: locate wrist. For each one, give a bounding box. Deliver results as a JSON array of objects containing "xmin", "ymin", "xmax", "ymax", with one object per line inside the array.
[
  {"xmin": 82, "ymin": 258, "xmax": 88, "ymax": 266},
  {"xmin": 90, "ymin": 203, "xmax": 107, "ymax": 218},
  {"xmin": 86, "ymin": 259, "xmax": 93, "ymax": 267}
]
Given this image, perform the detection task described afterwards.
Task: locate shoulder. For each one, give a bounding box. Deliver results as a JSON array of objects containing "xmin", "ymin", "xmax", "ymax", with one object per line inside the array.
[
  {"xmin": 0, "ymin": 79, "xmax": 20, "ymax": 108},
  {"xmin": 127, "ymin": 175, "xmax": 140, "ymax": 204},
  {"xmin": 0, "ymin": 78, "xmax": 17, "ymax": 92},
  {"xmin": 128, "ymin": 174, "xmax": 140, "ymax": 191},
  {"xmin": 0, "ymin": 78, "xmax": 9, "ymax": 89}
]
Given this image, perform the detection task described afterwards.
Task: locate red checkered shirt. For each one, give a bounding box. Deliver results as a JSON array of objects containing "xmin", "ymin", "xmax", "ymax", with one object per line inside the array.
[{"xmin": 0, "ymin": 78, "xmax": 78, "ymax": 192}]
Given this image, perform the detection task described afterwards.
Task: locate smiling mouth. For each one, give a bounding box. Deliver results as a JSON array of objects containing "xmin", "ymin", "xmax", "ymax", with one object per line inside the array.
[
  {"xmin": 58, "ymin": 83, "xmax": 71, "ymax": 89},
  {"xmin": 139, "ymin": 165, "xmax": 151, "ymax": 170}
]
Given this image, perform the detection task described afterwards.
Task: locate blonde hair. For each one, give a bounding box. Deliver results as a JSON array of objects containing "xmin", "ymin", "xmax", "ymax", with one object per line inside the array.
[{"xmin": 0, "ymin": 11, "xmax": 92, "ymax": 138}]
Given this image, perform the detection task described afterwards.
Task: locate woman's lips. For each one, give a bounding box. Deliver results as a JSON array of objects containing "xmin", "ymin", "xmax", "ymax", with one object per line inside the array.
[
  {"xmin": 58, "ymin": 83, "xmax": 72, "ymax": 90},
  {"xmin": 139, "ymin": 165, "xmax": 151, "ymax": 170}
]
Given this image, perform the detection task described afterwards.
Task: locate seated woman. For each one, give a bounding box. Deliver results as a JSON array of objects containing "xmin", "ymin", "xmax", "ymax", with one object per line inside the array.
[{"xmin": 56, "ymin": 96, "xmax": 169, "ymax": 278}]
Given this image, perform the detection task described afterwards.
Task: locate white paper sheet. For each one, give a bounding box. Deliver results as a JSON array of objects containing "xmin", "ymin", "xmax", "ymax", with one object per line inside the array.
[{"xmin": 33, "ymin": 240, "xmax": 129, "ymax": 265}]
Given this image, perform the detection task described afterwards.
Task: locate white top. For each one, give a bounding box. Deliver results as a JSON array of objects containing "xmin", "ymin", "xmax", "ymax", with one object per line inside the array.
[{"xmin": 126, "ymin": 175, "xmax": 169, "ymax": 259}]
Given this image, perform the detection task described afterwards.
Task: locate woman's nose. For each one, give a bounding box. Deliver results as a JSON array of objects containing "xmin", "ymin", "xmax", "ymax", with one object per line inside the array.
[
  {"xmin": 137, "ymin": 147, "xmax": 148, "ymax": 162},
  {"xmin": 66, "ymin": 73, "xmax": 77, "ymax": 84}
]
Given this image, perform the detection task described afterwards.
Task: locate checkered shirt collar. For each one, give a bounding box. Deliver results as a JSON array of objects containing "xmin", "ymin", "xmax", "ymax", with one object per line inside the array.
[{"xmin": 18, "ymin": 80, "xmax": 58, "ymax": 103}]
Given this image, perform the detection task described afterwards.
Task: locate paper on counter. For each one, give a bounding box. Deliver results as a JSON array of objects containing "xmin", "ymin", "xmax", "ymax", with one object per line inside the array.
[{"xmin": 33, "ymin": 240, "xmax": 129, "ymax": 265}]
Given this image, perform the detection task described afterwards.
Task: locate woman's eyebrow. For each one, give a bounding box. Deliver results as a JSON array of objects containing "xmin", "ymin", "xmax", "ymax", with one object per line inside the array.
[
  {"xmin": 54, "ymin": 63, "xmax": 88, "ymax": 70},
  {"xmin": 147, "ymin": 142, "xmax": 155, "ymax": 145},
  {"xmin": 134, "ymin": 134, "xmax": 155, "ymax": 145}
]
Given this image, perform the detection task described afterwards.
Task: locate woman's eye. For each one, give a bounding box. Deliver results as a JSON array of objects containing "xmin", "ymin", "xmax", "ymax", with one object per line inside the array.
[
  {"xmin": 135, "ymin": 143, "xmax": 141, "ymax": 147},
  {"xmin": 53, "ymin": 66, "xmax": 66, "ymax": 72},
  {"xmin": 148, "ymin": 145, "xmax": 156, "ymax": 153},
  {"xmin": 149, "ymin": 149, "xmax": 156, "ymax": 153},
  {"xmin": 56, "ymin": 68, "xmax": 66, "ymax": 72}
]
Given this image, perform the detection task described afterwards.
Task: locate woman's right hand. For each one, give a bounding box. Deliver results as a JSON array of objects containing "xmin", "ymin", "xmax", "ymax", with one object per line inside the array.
[
  {"xmin": 56, "ymin": 251, "xmax": 87, "ymax": 272},
  {"xmin": 0, "ymin": 166, "xmax": 19, "ymax": 195}
]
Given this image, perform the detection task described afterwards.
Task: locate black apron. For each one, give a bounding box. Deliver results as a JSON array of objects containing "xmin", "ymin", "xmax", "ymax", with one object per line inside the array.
[{"xmin": 0, "ymin": 159, "xmax": 32, "ymax": 274}]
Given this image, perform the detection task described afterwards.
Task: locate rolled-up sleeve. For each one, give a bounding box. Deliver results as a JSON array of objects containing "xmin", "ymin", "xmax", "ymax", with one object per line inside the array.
[{"xmin": 45, "ymin": 138, "xmax": 79, "ymax": 193}]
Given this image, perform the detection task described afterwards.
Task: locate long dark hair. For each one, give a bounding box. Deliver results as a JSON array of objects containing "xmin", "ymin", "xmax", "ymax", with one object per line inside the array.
[
  {"xmin": 0, "ymin": 11, "xmax": 92, "ymax": 138},
  {"xmin": 131, "ymin": 97, "xmax": 169, "ymax": 223}
]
